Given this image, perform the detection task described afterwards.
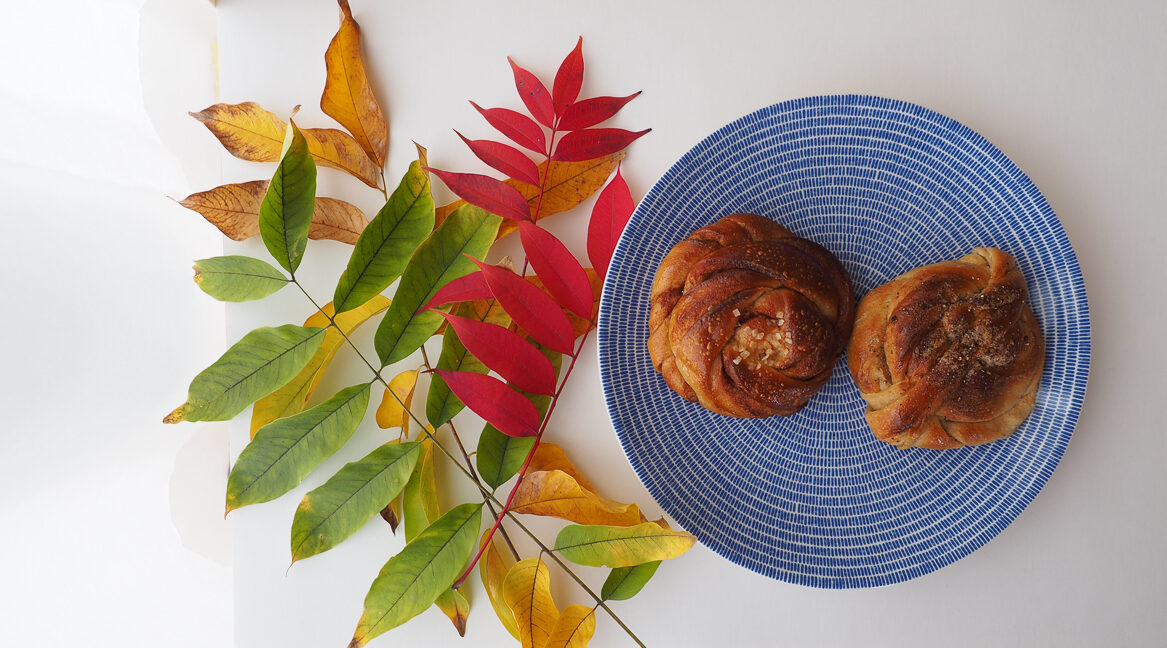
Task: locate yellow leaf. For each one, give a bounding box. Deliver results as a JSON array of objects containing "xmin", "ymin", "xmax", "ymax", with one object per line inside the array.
[
  {"xmin": 527, "ymin": 443, "xmax": 594, "ymax": 491},
  {"xmin": 503, "ymin": 557, "xmax": 559, "ymax": 648},
  {"xmin": 545, "ymin": 605, "xmax": 596, "ymax": 648},
  {"xmin": 376, "ymin": 369, "xmax": 419, "ymax": 435},
  {"xmin": 511, "ymin": 470, "xmax": 644, "ymax": 527},
  {"xmin": 321, "ymin": 0, "xmax": 389, "ymax": 167},
  {"xmin": 249, "ymin": 296, "xmax": 390, "ymax": 437},
  {"xmin": 480, "ymin": 533, "xmax": 520, "ymax": 641},
  {"xmin": 434, "ymin": 589, "xmax": 470, "ymax": 637},
  {"xmin": 435, "ymin": 152, "xmax": 626, "ymax": 238},
  {"xmin": 179, "ymin": 181, "xmax": 369, "ymax": 244},
  {"xmin": 190, "ymin": 102, "xmax": 380, "ymax": 187}
]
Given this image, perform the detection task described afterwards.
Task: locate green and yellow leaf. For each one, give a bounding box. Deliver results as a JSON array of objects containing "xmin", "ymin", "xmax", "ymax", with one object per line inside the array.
[
  {"xmin": 291, "ymin": 441, "xmax": 421, "ymax": 563},
  {"xmin": 259, "ymin": 122, "xmax": 316, "ymax": 274},
  {"xmin": 554, "ymin": 521, "xmax": 696, "ymax": 568},
  {"xmin": 375, "ymin": 369, "xmax": 419, "ymax": 436},
  {"xmin": 321, "ymin": 0, "xmax": 388, "ymax": 167},
  {"xmin": 350, "ymin": 503, "xmax": 483, "ymax": 647},
  {"xmin": 333, "ymin": 151, "xmax": 434, "ymax": 314},
  {"xmin": 480, "ymin": 533, "xmax": 520, "ymax": 640},
  {"xmin": 373, "ymin": 204, "xmax": 500, "ymax": 365},
  {"xmin": 502, "ymin": 557, "xmax": 559, "ymax": 648},
  {"xmin": 250, "ymin": 297, "xmax": 389, "ymax": 437},
  {"xmin": 192, "ymin": 255, "xmax": 288, "ymax": 302},
  {"xmin": 434, "ymin": 589, "xmax": 470, "ymax": 637},
  {"xmin": 401, "ymin": 439, "xmax": 437, "ymax": 542},
  {"xmin": 546, "ymin": 605, "xmax": 595, "ymax": 648},
  {"xmin": 226, "ymin": 382, "xmax": 371, "ymax": 512},
  {"xmin": 165, "ymin": 324, "xmax": 325, "ymax": 423},
  {"xmin": 510, "ymin": 470, "xmax": 644, "ymax": 527},
  {"xmin": 179, "ymin": 181, "xmax": 368, "ymax": 244},
  {"xmin": 601, "ymin": 561, "xmax": 660, "ymax": 601}
]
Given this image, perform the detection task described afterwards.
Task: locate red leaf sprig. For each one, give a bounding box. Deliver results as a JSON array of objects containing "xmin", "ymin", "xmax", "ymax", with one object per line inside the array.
[{"xmin": 431, "ymin": 39, "xmax": 646, "ymax": 591}]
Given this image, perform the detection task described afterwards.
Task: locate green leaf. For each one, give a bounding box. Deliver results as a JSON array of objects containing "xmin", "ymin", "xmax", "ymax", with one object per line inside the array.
[
  {"xmin": 259, "ymin": 122, "xmax": 316, "ymax": 274},
  {"xmin": 350, "ymin": 503, "xmax": 483, "ymax": 647},
  {"xmin": 192, "ymin": 255, "xmax": 289, "ymax": 302},
  {"xmin": 554, "ymin": 521, "xmax": 697, "ymax": 568},
  {"xmin": 333, "ymin": 157, "xmax": 434, "ymax": 314},
  {"xmin": 226, "ymin": 383, "xmax": 371, "ymax": 512},
  {"xmin": 165, "ymin": 325, "xmax": 326, "ymax": 423},
  {"xmin": 402, "ymin": 439, "xmax": 438, "ymax": 542},
  {"xmin": 374, "ymin": 204, "xmax": 501, "ymax": 366},
  {"xmin": 291, "ymin": 441, "xmax": 422, "ymax": 562},
  {"xmin": 475, "ymin": 348, "xmax": 561, "ymax": 488},
  {"xmin": 601, "ymin": 561, "xmax": 661, "ymax": 601},
  {"xmin": 426, "ymin": 299, "xmax": 511, "ymax": 428}
]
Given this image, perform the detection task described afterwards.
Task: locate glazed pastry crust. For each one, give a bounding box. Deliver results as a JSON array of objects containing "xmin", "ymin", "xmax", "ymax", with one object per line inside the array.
[
  {"xmin": 648, "ymin": 213, "xmax": 855, "ymax": 417},
  {"xmin": 848, "ymin": 247, "xmax": 1044, "ymax": 449}
]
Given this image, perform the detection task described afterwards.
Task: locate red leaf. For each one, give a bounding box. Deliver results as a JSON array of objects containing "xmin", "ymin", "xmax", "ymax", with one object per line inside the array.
[
  {"xmin": 432, "ymin": 370, "xmax": 540, "ymax": 438},
  {"xmin": 518, "ymin": 221, "xmax": 593, "ymax": 319},
  {"xmin": 588, "ymin": 167, "xmax": 635, "ymax": 279},
  {"xmin": 418, "ymin": 271, "xmax": 491, "ymax": 312},
  {"xmin": 558, "ymin": 92, "xmax": 642, "ymax": 131},
  {"xmin": 425, "ymin": 167, "xmax": 532, "ymax": 222},
  {"xmin": 435, "ymin": 311, "xmax": 557, "ymax": 396},
  {"xmin": 552, "ymin": 128, "xmax": 650, "ymax": 162},
  {"xmin": 552, "ymin": 37, "xmax": 584, "ymax": 118},
  {"xmin": 469, "ymin": 257, "xmax": 575, "ymax": 355},
  {"xmin": 508, "ymin": 57, "xmax": 555, "ymax": 129},
  {"xmin": 455, "ymin": 131, "xmax": 541, "ymax": 187},
  {"xmin": 470, "ymin": 101, "xmax": 547, "ymax": 154}
]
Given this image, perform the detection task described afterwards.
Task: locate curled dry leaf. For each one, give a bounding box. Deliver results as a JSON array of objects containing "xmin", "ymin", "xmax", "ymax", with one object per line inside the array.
[
  {"xmin": 435, "ymin": 152, "xmax": 625, "ymax": 238},
  {"xmin": 250, "ymin": 297, "xmax": 390, "ymax": 437},
  {"xmin": 502, "ymin": 557, "xmax": 559, "ymax": 648},
  {"xmin": 375, "ymin": 369, "xmax": 419, "ymax": 436},
  {"xmin": 321, "ymin": 0, "xmax": 388, "ymax": 167},
  {"xmin": 190, "ymin": 102, "xmax": 380, "ymax": 187},
  {"xmin": 546, "ymin": 605, "xmax": 596, "ymax": 648},
  {"xmin": 510, "ymin": 469, "xmax": 645, "ymax": 527},
  {"xmin": 178, "ymin": 180, "xmax": 368, "ymax": 244},
  {"xmin": 479, "ymin": 533, "xmax": 520, "ymax": 641}
]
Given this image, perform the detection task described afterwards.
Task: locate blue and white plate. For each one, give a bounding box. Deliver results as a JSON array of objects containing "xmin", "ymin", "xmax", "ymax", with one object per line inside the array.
[{"xmin": 597, "ymin": 95, "xmax": 1090, "ymax": 588}]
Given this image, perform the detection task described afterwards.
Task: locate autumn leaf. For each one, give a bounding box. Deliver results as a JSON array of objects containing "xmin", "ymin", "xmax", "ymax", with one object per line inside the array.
[
  {"xmin": 189, "ymin": 102, "xmax": 380, "ymax": 187},
  {"xmin": 546, "ymin": 605, "xmax": 595, "ymax": 648},
  {"xmin": 470, "ymin": 258, "xmax": 575, "ymax": 355},
  {"xmin": 431, "ymin": 370, "xmax": 540, "ymax": 438},
  {"xmin": 375, "ymin": 369, "xmax": 419, "ymax": 436},
  {"xmin": 426, "ymin": 167, "xmax": 532, "ymax": 222},
  {"xmin": 178, "ymin": 181, "xmax": 368, "ymax": 244},
  {"xmin": 587, "ymin": 167, "xmax": 635, "ymax": 279},
  {"xmin": 552, "ymin": 128, "xmax": 650, "ymax": 162},
  {"xmin": 379, "ymin": 500, "xmax": 400, "ymax": 533},
  {"xmin": 401, "ymin": 439, "xmax": 438, "ymax": 542},
  {"xmin": 470, "ymin": 101, "xmax": 546, "ymax": 154},
  {"xmin": 551, "ymin": 38, "xmax": 584, "ymax": 118},
  {"xmin": 426, "ymin": 297, "xmax": 510, "ymax": 428},
  {"xmin": 519, "ymin": 221, "xmax": 593, "ymax": 318},
  {"xmin": 503, "ymin": 557, "xmax": 559, "ymax": 648},
  {"xmin": 511, "ymin": 470, "xmax": 644, "ymax": 526},
  {"xmin": 526, "ymin": 442, "xmax": 594, "ymax": 491},
  {"xmin": 434, "ymin": 590, "xmax": 470, "ymax": 637},
  {"xmin": 250, "ymin": 297, "xmax": 389, "ymax": 437},
  {"xmin": 435, "ymin": 153, "xmax": 625, "ymax": 238},
  {"xmin": 321, "ymin": 0, "xmax": 389, "ymax": 167},
  {"xmin": 456, "ymin": 131, "xmax": 541, "ymax": 187},
  {"xmin": 480, "ymin": 533, "xmax": 520, "ymax": 640},
  {"xmin": 508, "ymin": 57, "xmax": 555, "ymax": 128},
  {"xmin": 558, "ymin": 92, "xmax": 641, "ymax": 131},
  {"xmin": 434, "ymin": 311, "xmax": 557, "ymax": 396},
  {"xmin": 475, "ymin": 348, "xmax": 561, "ymax": 488},
  {"xmin": 418, "ymin": 271, "xmax": 492, "ymax": 313},
  {"xmin": 554, "ymin": 521, "xmax": 696, "ymax": 568}
]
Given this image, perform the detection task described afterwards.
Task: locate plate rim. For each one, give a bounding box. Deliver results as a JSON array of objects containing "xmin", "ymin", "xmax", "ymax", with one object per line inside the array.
[{"xmin": 596, "ymin": 93, "xmax": 1092, "ymax": 588}]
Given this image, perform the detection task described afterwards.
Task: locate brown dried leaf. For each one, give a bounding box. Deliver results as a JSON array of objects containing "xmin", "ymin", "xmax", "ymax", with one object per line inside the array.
[
  {"xmin": 178, "ymin": 181, "xmax": 368, "ymax": 244},
  {"xmin": 190, "ymin": 102, "xmax": 380, "ymax": 187},
  {"xmin": 434, "ymin": 152, "xmax": 625, "ymax": 238},
  {"xmin": 321, "ymin": 0, "xmax": 389, "ymax": 167}
]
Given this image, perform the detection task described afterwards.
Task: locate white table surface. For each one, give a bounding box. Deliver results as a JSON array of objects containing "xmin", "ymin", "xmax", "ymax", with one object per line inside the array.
[{"xmin": 5, "ymin": 1, "xmax": 1163, "ymax": 647}]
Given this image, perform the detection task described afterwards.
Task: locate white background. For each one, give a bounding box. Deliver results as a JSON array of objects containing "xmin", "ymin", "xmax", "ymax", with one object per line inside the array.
[{"xmin": 2, "ymin": 0, "xmax": 1165, "ymax": 646}]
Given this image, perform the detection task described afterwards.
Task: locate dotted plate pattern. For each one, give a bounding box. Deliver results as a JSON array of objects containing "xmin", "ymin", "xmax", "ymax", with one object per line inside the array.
[{"xmin": 597, "ymin": 95, "xmax": 1090, "ymax": 588}]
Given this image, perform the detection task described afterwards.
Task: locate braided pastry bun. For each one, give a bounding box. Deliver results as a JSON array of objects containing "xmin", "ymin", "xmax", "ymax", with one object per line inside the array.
[
  {"xmin": 648, "ymin": 213, "xmax": 855, "ymax": 417},
  {"xmin": 848, "ymin": 247, "xmax": 1044, "ymax": 449}
]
